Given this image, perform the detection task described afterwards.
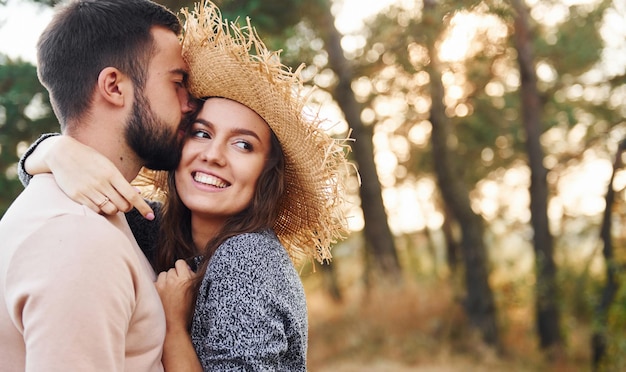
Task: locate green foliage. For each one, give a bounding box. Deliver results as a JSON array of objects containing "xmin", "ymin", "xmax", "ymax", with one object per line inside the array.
[
  {"xmin": 158, "ymin": 1, "xmax": 322, "ymax": 73},
  {"xmin": 0, "ymin": 55, "xmax": 57, "ymax": 217},
  {"xmin": 597, "ymin": 274, "xmax": 626, "ymax": 370},
  {"xmin": 534, "ymin": 3, "xmax": 607, "ymax": 77},
  {"xmin": 210, "ymin": 0, "xmax": 327, "ymax": 69}
]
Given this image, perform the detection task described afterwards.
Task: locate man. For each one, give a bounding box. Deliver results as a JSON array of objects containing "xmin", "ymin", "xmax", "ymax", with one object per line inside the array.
[{"xmin": 0, "ymin": 0, "xmax": 192, "ymax": 370}]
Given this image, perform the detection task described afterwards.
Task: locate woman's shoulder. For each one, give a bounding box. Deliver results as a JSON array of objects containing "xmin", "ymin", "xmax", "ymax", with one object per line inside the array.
[
  {"xmin": 206, "ymin": 230, "xmax": 304, "ymax": 298},
  {"xmin": 125, "ymin": 199, "xmax": 163, "ymax": 219},
  {"xmin": 222, "ymin": 229, "xmax": 281, "ymax": 253},
  {"xmin": 233, "ymin": 229, "xmax": 279, "ymax": 243},
  {"xmin": 211, "ymin": 230, "xmax": 292, "ymax": 269}
]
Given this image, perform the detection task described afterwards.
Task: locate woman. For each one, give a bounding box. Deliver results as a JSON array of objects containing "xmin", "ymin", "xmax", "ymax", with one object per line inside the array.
[{"xmin": 19, "ymin": 1, "xmax": 352, "ymax": 371}]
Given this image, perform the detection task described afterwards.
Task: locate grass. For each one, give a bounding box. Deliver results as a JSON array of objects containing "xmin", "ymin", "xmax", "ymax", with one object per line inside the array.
[{"xmin": 303, "ymin": 273, "xmax": 595, "ymax": 371}]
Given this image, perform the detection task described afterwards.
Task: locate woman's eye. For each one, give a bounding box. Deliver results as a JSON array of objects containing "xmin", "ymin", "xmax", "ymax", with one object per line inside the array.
[
  {"xmin": 234, "ymin": 140, "xmax": 252, "ymax": 151},
  {"xmin": 191, "ymin": 130, "xmax": 210, "ymax": 139}
]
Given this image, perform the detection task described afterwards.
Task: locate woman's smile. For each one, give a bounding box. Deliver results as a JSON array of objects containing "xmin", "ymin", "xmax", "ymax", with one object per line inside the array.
[{"xmin": 192, "ymin": 171, "xmax": 229, "ymax": 188}]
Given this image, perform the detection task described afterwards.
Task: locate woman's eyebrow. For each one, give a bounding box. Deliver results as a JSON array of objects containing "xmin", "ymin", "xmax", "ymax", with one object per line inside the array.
[
  {"xmin": 229, "ymin": 128, "xmax": 261, "ymax": 141},
  {"xmin": 193, "ymin": 118, "xmax": 261, "ymax": 141}
]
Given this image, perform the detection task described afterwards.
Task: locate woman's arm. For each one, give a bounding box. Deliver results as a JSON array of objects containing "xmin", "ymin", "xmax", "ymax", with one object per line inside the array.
[
  {"xmin": 18, "ymin": 133, "xmax": 59, "ymax": 186},
  {"xmin": 18, "ymin": 134, "xmax": 155, "ymax": 219},
  {"xmin": 195, "ymin": 232, "xmax": 308, "ymax": 370},
  {"xmin": 156, "ymin": 260, "xmax": 203, "ymax": 372}
]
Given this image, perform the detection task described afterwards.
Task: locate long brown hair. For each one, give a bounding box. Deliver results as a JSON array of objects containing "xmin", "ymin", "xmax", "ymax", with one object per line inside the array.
[{"xmin": 154, "ymin": 123, "xmax": 285, "ymax": 311}]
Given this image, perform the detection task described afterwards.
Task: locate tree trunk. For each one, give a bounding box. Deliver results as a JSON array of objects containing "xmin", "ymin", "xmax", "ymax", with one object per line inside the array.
[
  {"xmin": 442, "ymin": 205, "xmax": 460, "ymax": 274},
  {"xmin": 591, "ymin": 140, "xmax": 626, "ymax": 371},
  {"xmin": 511, "ymin": 0, "xmax": 562, "ymax": 351},
  {"xmin": 318, "ymin": 0, "xmax": 402, "ymax": 280},
  {"xmin": 423, "ymin": 0, "xmax": 499, "ymax": 347}
]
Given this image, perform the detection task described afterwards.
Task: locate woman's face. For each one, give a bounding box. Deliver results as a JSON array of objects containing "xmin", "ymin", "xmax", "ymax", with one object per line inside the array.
[{"xmin": 175, "ymin": 97, "xmax": 271, "ymax": 226}]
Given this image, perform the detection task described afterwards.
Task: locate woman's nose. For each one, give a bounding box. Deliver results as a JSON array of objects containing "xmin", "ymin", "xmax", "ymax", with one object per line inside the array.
[{"xmin": 200, "ymin": 142, "xmax": 227, "ymax": 166}]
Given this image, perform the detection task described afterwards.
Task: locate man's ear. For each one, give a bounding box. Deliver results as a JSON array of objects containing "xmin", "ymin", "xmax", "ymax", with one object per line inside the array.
[{"xmin": 97, "ymin": 67, "xmax": 132, "ymax": 107}]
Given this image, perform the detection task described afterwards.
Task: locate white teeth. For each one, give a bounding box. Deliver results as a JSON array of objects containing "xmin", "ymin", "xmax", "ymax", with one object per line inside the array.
[{"xmin": 193, "ymin": 172, "xmax": 228, "ymax": 188}]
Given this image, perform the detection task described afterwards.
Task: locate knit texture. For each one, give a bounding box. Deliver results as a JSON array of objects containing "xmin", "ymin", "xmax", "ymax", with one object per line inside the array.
[
  {"xmin": 124, "ymin": 201, "xmax": 162, "ymax": 264},
  {"xmin": 192, "ymin": 230, "xmax": 308, "ymax": 371}
]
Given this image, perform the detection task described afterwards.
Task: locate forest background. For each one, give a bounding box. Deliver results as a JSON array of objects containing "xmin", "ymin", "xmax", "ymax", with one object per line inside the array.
[{"xmin": 1, "ymin": 0, "xmax": 626, "ymax": 370}]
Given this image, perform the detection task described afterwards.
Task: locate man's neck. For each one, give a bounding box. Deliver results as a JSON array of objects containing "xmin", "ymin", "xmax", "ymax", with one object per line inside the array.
[{"xmin": 66, "ymin": 125, "xmax": 143, "ymax": 183}]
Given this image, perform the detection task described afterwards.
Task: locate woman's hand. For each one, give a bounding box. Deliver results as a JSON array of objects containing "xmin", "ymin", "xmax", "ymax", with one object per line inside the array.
[
  {"xmin": 25, "ymin": 135, "xmax": 155, "ymax": 219},
  {"xmin": 155, "ymin": 259, "xmax": 195, "ymax": 330},
  {"xmin": 155, "ymin": 260, "xmax": 203, "ymax": 372}
]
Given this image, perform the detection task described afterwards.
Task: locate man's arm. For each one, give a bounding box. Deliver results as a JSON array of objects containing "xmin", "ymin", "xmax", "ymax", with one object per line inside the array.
[{"xmin": 6, "ymin": 215, "xmax": 144, "ymax": 371}]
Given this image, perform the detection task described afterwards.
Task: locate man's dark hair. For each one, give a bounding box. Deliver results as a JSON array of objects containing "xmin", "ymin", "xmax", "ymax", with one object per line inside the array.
[{"xmin": 36, "ymin": 0, "xmax": 182, "ymax": 129}]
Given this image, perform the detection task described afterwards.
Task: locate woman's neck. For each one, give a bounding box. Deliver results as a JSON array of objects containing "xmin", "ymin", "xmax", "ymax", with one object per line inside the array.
[{"xmin": 190, "ymin": 214, "xmax": 224, "ymax": 253}]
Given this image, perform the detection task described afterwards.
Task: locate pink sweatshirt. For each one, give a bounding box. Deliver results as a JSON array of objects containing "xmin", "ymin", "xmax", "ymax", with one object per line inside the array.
[{"xmin": 0, "ymin": 175, "xmax": 165, "ymax": 371}]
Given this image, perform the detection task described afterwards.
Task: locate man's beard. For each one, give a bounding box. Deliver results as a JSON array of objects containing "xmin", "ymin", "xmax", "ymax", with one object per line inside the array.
[{"xmin": 125, "ymin": 90, "xmax": 181, "ymax": 171}]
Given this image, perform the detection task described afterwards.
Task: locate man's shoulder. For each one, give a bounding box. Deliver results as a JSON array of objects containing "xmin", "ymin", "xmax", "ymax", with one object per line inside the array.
[
  {"xmin": 16, "ymin": 214, "xmax": 132, "ymax": 263},
  {"xmin": 3, "ymin": 174, "xmax": 97, "ymax": 221},
  {"xmin": 1, "ymin": 181, "xmax": 122, "ymax": 247},
  {"xmin": 1, "ymin": 199, "xmax": 132, "ymax": 269},
  {"xmin": 1, "ymin": 175, "xmax": 126, "ymax": 258}
]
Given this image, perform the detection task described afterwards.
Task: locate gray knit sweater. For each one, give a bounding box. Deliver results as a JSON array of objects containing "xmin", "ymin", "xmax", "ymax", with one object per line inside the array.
[
  {"xmin": 128, "ymin": 212, "xmax": 310, "ymax": 371},
  {"xmin": 19, "ymin": 135, "xmax": 308, "ymax": 371},
  {"xmin": 190, "ymin": 230, "xmax": 308, "ymax": 371},
  {"xmin": 128, "ymin": 205, "xmax": 308, "ymax": 371}
]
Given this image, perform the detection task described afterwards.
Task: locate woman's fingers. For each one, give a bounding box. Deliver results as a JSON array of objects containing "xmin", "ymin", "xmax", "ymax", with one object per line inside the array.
[
  {"xmin": 156, "ymin": 261, "xmax": 195, "ymax": 327},
  {"xmin": 42, "ymin": 135, "xmax": 154, "ymax": 219},
  {"xmin": 80, "ymin": 179, "xmax": 154, "ymax": 219},
  {"xmin": 156, "ymin": 261, "xmax": 193, "ymax": 288},
  {"xmin": 111, "ymin": 181, "xmax": 155, "ymax": 220},
  {"xmin": 174, "ymin": 259, "xmax": 193, "ymax": 279}
]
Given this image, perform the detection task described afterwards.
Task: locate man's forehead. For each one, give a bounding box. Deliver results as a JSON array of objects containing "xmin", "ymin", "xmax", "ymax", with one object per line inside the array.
[{"xmin": 150, "ymin": 27, "xmax": 188, "ymax": 72}]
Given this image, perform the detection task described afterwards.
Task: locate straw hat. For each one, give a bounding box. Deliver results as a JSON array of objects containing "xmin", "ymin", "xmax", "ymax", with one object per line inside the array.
[{"xmin": 174, "ymin": 1, "xmax": 352, "ymax": 264}]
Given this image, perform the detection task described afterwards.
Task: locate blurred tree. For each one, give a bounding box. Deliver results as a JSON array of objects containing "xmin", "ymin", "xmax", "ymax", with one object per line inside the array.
[
  {"xmin": 510, "ymin": 0, "xmax": 563, "ymax": 352},
  {"xmin": 592, "ymin": 139, "xmax": 626, "ymax": 370},
  {"xmin": 423, "ymin": 0, "xmax": 499, "ymax": 347},
  {"xmin": 0, "ymin": 56, "xmax": 56, "ymax": 217},
  {"xmin": 508, "ymin": 0, "xmax": 614, "ymax": 356},
  {"xmin": 354, "ymin": 0, "xmax": 615, "ymax": 352},
  {"xmin": 356, "ymin": 0, "xmax": 501, "ymax": 346},
  {"xmin": 315, "ymin": 0, "xmax": 402, "ymax": 280}
]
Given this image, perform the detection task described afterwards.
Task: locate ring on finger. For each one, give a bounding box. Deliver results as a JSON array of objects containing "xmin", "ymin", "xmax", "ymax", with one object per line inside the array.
[{"xmin": 97, "ymin": 196, "xmax": 110, "ymax": 208}]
